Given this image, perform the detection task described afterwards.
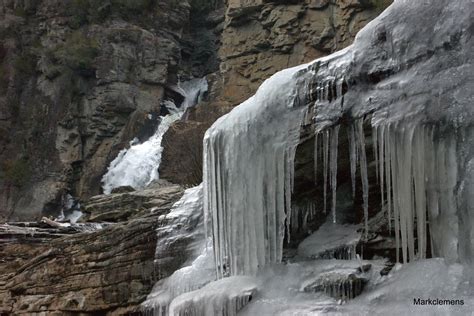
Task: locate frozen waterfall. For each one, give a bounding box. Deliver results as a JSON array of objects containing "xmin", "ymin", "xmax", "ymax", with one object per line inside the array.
[
  {"xmin": 203, "ymin": 0, "xmax": 473, "ymax": 278},
  {"xmin": 102, "ymin": 78, "xmax": 207, "ymax": 194},
  {"xmin": 203, "ymin": 63, "xmax": 315, "ymax": 277}
]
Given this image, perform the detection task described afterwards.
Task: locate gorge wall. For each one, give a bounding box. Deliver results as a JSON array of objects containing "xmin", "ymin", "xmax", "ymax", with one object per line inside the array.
[{"xmin": 0, "ymin": 0, "xmax": 217, "ymax": 220}]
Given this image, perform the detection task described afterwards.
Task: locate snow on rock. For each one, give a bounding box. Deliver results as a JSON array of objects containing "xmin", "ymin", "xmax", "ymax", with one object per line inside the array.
[
  {"xmin": 338, "ymin": 258, "xmax": 474, "ymax": 315},
  {"xmin": 239, "ymin": 259, "xmax": 386, "ymax": 315},
  {"xmin": 168, "ymin": 276, "xmax": 257, "ymax": 316},
  {"xmin": 297, "ymin": 220, "xmax": 361, "ymax": 260}
]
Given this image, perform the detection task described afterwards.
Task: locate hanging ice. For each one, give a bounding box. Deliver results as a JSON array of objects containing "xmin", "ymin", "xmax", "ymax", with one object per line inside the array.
[
  {"xmin": 102, "ymin": 78, "xmax": 208, "ymax": 194},
  {"xmin": 203, "ymin": 64, "xmax": 317, "ymax": 277}
]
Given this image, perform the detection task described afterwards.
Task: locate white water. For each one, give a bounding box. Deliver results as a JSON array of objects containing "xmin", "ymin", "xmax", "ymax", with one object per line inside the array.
[{"xmin": 102, "ymin": 78, "xmax": 207, "ymax": 194}]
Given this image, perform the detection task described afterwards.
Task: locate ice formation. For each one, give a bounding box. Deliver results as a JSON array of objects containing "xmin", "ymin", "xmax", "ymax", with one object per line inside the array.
[
  {"xmin": 57, "ymin": 194, "xmax": 83, "ymax": 224},
  {"xmin": 203, "ymin": 0, "xmax": 473, "ymax": 278},
  {"xmin": 102, "ymin": 78, "xmax": 207, "ymax": 194},
  {"xmin": 143, "ymin": 185, "xmax": 217, "ymax": 315},
  {"xmin": 168, "ymin": 276, "xmax": 257, "ymax": 316}
]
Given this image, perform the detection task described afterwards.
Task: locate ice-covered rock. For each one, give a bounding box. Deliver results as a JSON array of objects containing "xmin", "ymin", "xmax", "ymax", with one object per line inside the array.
[
  {"xmin": 298, "ymin": 220, "xmax": 361, "ymax": 260},
  {"xmin": 168, "ymin": 276, "xmax": 257, "ymax": 316}
]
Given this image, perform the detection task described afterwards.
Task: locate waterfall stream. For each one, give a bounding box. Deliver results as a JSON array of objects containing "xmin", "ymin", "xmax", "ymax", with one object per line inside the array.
[{"xmin": 101, "ymin": 78, "xmax": 208, "ymax": 194}]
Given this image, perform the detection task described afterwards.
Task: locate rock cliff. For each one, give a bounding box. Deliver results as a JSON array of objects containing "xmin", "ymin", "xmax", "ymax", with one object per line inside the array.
[{"xmin": 0, "ymin": 0, "xmax": 209, "ymax": 220}]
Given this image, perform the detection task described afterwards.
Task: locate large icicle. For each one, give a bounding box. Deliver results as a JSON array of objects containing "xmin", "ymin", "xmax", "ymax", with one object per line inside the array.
[
  {"xmin": 347, "ymin": 125, "xmax": 358, "ymax": 198},
  {"xmin": 372, "ymin": 122, "xmax": 462, "ymax": 263},
  {"xmin": 356, "ymin": 120, "xmax": 369, "ymax": 238},
  {"xmin": 323, "ymin": 130, "xmax": 330, "ymax": 214},
  {"xmin": 330, "ymin": 126, "xmax": 340, "ymax": 223}
]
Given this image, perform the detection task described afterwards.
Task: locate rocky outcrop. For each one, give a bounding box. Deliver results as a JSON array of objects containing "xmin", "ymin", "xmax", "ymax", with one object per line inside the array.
[
  {"xmin": 0, "ymin": 0, "xmax": 192, "ymax": 221},
  {"xmin": 0, "ymin": 183, "xmax": 193, "ymax": 315},
  {"xmin": 83, "ymin": 181, "xmax": 183, "ymax": 222},
  {"xmin": 159, "ymin": 0, "xmax": 392, "ymax": 185}
]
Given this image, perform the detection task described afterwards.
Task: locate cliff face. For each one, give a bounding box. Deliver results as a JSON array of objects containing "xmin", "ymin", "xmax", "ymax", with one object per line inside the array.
[
  {"xmin": 159, "ymin": 0, "xmax": 392, "ymax": 185},
  {"xmin": 0, "ymin": 0, "xmax": 193, "ymax": 220}
]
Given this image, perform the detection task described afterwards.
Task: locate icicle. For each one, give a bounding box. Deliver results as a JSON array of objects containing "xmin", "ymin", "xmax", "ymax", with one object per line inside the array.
[
  {"xmin": 336, "ymin": 77, "xmax": 343, "ymax": 99},
  {"xmin": 389, "ymin": 125, "xmax": 401, "ymax": 263},
  {"xmin": 314, "ymin": 133, "xmax": 319, "ymax": 185},
  {"xmin": 330, "ymin": 126, "xmax": 340, "ymax": 223},
  {"xmin": 373, "ymin": 126, "xmax": 379, "ymax": 183},
  {"xmin": 377, "ymin": 125, "xmax": 387, "ymax": 230},
  {"xmin": 356, "ymin": 120, "xmax": 369, "ymax": 239},
  {"xmin": 323, "ymin": 130, "xmax": 330, "ymax": 214},
  {"xmin": 384, "ymin": 125, "xmax": 392, "ymax": 234},
  {"xmin": 347, "ymin": 125, "xmax": 358, "ymax": 198},
  {"xmin": 412, "ymin": 126, "xmax": 427, "ymax": 259}
]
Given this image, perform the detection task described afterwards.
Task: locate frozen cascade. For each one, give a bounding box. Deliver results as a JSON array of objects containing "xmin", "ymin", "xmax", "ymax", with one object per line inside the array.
[
  {"xmin": 101, "ymin": 112, "xmax": 182, "ymax": 194},
  {"xmin": 204, "ymin": 64, "xmax": 315, "ymax": 277},
  {"xmin": 102, "ymin": 78, "xmax": 207, "ymax": 194}
]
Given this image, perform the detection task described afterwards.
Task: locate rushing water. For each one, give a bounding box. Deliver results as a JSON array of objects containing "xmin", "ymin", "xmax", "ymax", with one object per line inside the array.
[{"xmin": 101, "ymin": 78, "xmax": 208, "ymax": 194}]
